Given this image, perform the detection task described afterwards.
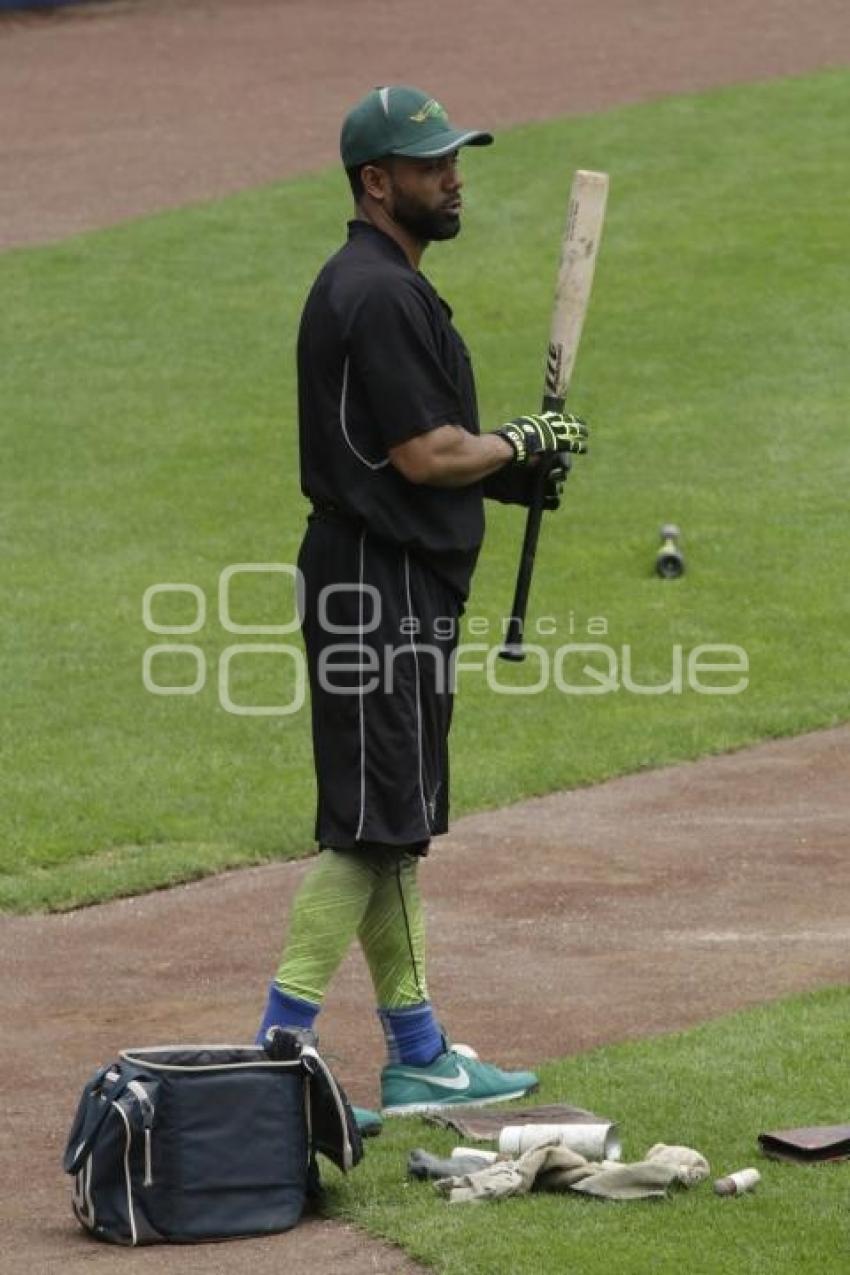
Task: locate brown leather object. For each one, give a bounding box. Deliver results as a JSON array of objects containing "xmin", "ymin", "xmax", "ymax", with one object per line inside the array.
[
  {"xmin": 758, "ymin": 1124, "xmax": 850, "ymax": 1163},
  {"xmin": 423, "ymin": 1103, "xmax": 609, "ymax": 1141}
]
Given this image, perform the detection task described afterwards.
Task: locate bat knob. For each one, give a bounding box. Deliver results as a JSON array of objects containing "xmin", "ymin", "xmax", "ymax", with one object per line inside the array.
[{"xmin": 656, "ymin": 523, "xmax": 685, "ymax": 579}]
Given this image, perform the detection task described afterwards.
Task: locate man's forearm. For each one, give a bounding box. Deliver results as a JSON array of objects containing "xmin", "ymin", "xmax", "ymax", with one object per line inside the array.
[{"xmin": 389, "ymin": 424, "xmax": 514, "ymax": 487}]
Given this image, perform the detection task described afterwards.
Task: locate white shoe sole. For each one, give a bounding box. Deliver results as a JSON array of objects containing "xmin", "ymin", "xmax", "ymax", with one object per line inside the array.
[{"xmin": 380, "ymin": 1087, "xmax": 532, "ymax": 1117}]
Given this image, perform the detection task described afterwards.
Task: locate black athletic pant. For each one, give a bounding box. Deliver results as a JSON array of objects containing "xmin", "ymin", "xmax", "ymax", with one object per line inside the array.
[{"xmin": 298, "ymin": 512, "xmax": 460, "ymax": 850}]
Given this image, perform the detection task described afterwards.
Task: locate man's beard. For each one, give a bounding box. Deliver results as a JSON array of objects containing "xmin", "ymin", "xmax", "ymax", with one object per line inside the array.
[{"xmin": 391, "ymin": 186, "xmax": 461, "ymax": 242}]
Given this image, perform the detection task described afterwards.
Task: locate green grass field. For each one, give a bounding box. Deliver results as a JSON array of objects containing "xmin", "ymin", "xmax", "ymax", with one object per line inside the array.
[
  {"xmin": 2, "ymin": 69, "xmax": 849, "ymax": 911},
  {"xmin": 324, "ymin": 987, "xmax": 849, "ymax": 1275}
]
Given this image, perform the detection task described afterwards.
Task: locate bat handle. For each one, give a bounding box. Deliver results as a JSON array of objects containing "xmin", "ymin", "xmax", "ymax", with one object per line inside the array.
[{"xmin": 499, "ymin": 396, "xmax": 566, "ymax": 662}]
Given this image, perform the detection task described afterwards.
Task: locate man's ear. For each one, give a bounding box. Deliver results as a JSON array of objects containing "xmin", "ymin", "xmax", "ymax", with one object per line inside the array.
[{"xmin": 361, "ymin": 161, "xmax": 391, "ymax": 203}]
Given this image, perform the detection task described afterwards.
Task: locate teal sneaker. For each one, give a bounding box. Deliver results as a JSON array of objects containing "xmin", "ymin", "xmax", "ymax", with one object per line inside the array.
[
  {"xmin": 352, "ymin": 1105, "xmax": 383, "ymax": 1136},
  {"xmin": 380, "ymin": 1050, "xmax": 538, "ymax": 1116}
]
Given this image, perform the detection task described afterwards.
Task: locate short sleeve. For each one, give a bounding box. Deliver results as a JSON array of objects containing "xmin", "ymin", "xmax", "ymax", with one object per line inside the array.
[{"xmin": 348, "ymin": 278, "xmax": 463, "ymax": 447}]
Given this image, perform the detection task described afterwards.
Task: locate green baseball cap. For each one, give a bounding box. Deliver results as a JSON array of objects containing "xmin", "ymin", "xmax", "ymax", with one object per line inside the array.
[{"xmin": 340, "ymin": 85, "xmax": 493, "ymax": 168}]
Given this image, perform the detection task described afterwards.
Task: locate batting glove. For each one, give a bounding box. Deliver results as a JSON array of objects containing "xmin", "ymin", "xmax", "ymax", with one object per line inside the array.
[
  {"xmin": 543, "ymin": 457, "xmax": 569, "ymax": 509},
  {"xmin": 494, "ymin": 410, "xmax": 588, "ymax": 465}
]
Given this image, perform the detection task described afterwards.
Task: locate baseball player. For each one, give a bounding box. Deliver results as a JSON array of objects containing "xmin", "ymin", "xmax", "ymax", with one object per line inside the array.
[{"xmin": 257, "ymin": 86, "xmax": 588, "ymax": 1124}]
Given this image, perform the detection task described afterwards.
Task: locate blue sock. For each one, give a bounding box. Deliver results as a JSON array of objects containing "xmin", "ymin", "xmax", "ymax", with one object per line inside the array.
[
  {"xmin": 378, "ymin": 1002, "xmax": 443, "ymax": 1066},
  {"xmin": 256, "ymin": 984, "xmax": 319, "ymax": 1045}
]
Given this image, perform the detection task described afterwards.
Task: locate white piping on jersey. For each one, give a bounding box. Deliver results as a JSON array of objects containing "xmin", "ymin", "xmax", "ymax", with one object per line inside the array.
[
  {"xmin": 404, "ymin": 552, "xmax": 431, "ymax": 834},
  {"xmin": 379, "ymin": 87, "xmax": 391, "ymax": 117},
  {"xmin": 355, "ymin": 529, "xmax": 367, "ymax": 841},
  {"xmin": 340, "ymin": 358, "xmax": 390, "ymax": 471}
]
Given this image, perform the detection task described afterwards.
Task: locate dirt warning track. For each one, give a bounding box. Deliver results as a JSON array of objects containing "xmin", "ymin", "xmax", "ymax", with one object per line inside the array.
[{"xmin": 2, "ymin": 0, "xmax": 850, "ymax": 249}]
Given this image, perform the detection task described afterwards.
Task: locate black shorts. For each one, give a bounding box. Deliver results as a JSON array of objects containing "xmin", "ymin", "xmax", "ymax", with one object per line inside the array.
[{"xmin": 298, "ymin": 513, "xmax": 461, "ymax": 850}]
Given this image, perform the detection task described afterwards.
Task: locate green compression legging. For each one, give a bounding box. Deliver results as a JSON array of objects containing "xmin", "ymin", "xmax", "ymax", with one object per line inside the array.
[{"xmin": 274, "ymin": 845, "xmax": 428, "ymax": 1009}]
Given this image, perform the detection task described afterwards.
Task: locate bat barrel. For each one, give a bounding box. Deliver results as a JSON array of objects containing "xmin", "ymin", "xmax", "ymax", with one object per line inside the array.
[{"xmin": 499, "ymin": 169, "xmax": 608, "ymax": 663}]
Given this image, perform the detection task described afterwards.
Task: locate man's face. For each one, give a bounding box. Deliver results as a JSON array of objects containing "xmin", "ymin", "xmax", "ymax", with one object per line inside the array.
[{"xmin": 380, "ymin": 152, "xmax": 463, "ymax": 242}]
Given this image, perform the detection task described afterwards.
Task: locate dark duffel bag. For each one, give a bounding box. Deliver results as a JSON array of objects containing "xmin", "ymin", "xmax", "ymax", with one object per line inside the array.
[{"xmin": 63, "ymin": 1030, "xmax": 362, "ymax": 1246}]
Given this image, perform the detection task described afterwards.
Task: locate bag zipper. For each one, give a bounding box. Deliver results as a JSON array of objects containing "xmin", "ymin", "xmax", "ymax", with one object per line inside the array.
[
  {"xmin": 126, "ymin": 1080, "xmax": 155, "ymax": 1187},
  {"xmin": 121, "ymin": 1045, "xmax": 303, "ymax": 1074}
]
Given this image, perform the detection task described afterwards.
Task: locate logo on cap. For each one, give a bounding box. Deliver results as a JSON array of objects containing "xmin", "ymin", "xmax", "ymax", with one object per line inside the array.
[{"xmin": 409, "ymin": 99, "xmax": 448, "ymax": 125}]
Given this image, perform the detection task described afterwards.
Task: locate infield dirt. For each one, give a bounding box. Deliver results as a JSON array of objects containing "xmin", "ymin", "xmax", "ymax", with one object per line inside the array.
[{"xmin": 1, "ymin": 3, "xmax": 848, "ymax": 1272}]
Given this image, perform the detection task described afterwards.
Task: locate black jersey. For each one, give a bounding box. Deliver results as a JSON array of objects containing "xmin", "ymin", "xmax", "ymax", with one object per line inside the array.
[{"xmin": 297, "ymin": 220, "xmax": 484, "ymax": 599}]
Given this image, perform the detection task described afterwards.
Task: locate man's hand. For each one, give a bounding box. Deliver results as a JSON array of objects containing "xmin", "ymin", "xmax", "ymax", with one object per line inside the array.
[
  {"xmin": 493, "ymin": 410, "xmax": 588, "ymax": 465},
  {"xmin": 543, "ymin": 458, "xmax": 568, "ymax": 509}
]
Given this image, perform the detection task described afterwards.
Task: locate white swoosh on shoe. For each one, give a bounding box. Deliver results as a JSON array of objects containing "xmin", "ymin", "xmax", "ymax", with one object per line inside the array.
[{"xmin": 395, "ymin": 1065, "xmax": 471, "ymax": 1091}]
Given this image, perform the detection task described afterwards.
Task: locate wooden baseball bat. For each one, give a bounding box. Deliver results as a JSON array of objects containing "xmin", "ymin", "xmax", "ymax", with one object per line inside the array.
[{"xmin": 499, "ymin": 169, "xmax": 609, "ymax": 662}]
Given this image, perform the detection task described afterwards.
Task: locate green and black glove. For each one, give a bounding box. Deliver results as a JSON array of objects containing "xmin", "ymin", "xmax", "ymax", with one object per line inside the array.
[
  {"xmin": 543, "ymin": 457, "xmax": 569, "ymax": 509},
  {"xmin": 494, "ymin": 409, "xmax": 588, "ymax": 465}
]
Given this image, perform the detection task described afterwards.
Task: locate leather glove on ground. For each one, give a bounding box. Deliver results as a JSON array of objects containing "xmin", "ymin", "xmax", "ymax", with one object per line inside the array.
[{"xmin": 493, "ymin": 410, "xmax": 588, "ymax": 464}]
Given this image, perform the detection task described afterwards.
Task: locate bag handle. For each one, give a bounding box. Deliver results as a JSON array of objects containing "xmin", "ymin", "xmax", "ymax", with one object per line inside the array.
[{"xmin": 62, "ymin": 1062, "xmax": 134, "ymax": 1174}]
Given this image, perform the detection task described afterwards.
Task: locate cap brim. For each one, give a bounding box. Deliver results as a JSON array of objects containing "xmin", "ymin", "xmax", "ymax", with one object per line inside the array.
[{"xmin": 391, "ymin": 128, "xmax": 494, "ymax": 159}]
